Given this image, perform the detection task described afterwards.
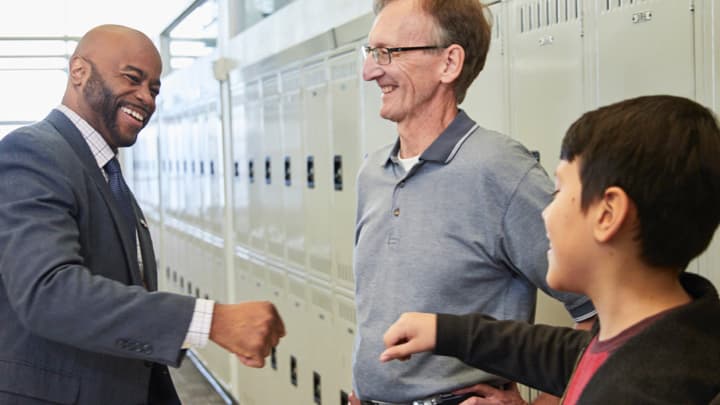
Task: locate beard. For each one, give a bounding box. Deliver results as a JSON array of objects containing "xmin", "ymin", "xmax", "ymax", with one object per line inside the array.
[{"xmin": 82, "ymin": 62, "xmax": 140, "ymax": 148}]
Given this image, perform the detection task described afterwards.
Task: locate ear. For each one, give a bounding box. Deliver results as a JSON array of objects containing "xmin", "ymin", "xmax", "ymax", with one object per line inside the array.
[
  {"xmin": 68, "ymin": 56, "xmax": 90, "ymax": 86},
  {"xmin": 592, "ymin": 186, "xmax": 632, "ymax": 243},
  {"xmin": 439, "ymin": 44, "xmax": 464, "ymax": 84}
]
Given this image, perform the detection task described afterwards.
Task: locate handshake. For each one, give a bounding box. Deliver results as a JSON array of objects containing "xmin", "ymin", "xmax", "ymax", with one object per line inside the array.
[{"xmin": 209, "ymin": 301, "xmax": 286, "ymax": 368}]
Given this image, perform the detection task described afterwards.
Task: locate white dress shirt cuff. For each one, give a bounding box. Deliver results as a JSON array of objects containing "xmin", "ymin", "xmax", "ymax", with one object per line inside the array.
[{"xmin": 182, "ymin": 299, "xmax": 214, "ymax": 349}]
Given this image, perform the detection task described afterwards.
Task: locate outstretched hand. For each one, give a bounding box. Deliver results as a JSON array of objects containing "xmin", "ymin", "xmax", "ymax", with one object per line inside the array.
[
  {"xmin": 379, "ymin": 312, "xmax": 437, "ymax": 362},
  {"xmin": 209, "ymin": 301, "xmax": 285, "ymax": 368}
]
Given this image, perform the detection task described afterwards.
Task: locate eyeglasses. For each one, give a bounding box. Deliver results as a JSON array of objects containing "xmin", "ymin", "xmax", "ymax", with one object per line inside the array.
[{"xmin": 362, "ymin": 45, "xmax": 444, "ymax": 65}]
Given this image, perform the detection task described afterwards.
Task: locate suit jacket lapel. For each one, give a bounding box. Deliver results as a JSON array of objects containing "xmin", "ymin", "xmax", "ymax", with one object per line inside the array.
[
  {"xmin": 45, "ymin": 110, "xmax": 144, "ymax": 287},
  {"xmin": 133, "ymin": 199, "xmax": 158, "ymax": 291}
]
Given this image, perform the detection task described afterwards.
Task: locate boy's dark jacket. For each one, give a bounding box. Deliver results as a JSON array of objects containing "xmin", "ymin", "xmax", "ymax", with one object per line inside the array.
[{"xmin": 436, "ymin": 273, "xmax": 720, "ymax": 404}]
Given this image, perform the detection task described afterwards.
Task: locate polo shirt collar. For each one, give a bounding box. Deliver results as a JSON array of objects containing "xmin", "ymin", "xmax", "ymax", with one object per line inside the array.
[{"xmin": 384, "ymin": 109, "xmax": 478, "ymax": 166}]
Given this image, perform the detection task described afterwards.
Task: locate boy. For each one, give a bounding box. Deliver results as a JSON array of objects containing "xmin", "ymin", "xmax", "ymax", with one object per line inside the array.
[{"xmin": 378, "ymin": 95, "xmax": 720, "ymax": 404}]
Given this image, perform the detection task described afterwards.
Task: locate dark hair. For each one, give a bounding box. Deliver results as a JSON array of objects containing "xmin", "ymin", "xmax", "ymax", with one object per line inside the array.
[
  {"xmin": 561, "ymin": 95, "xmax": 720, "ymax": 270},
  {"xmin": 374, "ymin": 0, "xmax": 491, "ymax": 104}
]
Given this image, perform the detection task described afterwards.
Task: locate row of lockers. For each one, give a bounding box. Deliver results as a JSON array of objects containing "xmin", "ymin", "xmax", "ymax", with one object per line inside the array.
[
  {"xmin": 125, "ymin": 0, "xmax": 720, "ymax": 403},
  {"xmin": 159, "ymin": 220, "xmax": 356, "ymax": 404}
]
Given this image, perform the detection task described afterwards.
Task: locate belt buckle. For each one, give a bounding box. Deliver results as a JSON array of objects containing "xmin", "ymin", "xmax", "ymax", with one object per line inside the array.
[
  {"xmin": 413, "ymin": 393, "xmax": 468, "ymax": 405},
  {"xmin": 412, "ymin": 397, "xmax": 440, "ymax": 405}
]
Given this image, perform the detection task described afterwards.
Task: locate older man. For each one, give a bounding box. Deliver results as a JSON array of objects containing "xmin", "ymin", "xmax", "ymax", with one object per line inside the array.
[{"xmin": 350, "ymin": 1, "xmax": 595, "ymax": 404}]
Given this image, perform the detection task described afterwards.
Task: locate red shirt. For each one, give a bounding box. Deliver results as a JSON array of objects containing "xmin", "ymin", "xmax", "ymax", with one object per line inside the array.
[{"xmin": 563, "ymin": 312, "xmax": 668, "ymax": 404}]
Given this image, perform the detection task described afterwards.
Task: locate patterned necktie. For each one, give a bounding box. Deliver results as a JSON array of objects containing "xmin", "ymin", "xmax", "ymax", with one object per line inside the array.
[{"xmin": 104, "ymin": 157, "xmax": 137, "ymax": 236}]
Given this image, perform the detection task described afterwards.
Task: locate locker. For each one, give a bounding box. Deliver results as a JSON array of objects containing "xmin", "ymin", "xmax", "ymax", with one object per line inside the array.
[
  {"xmin": 328, "ymin": 48, "xmax": 362, "ymax": 293},
  {"xmin": 230, "ymin": 81, "xmax": 251, "ymax": 246},
  {"xmin": 462, "ymin": 2, "xmax": 509, "ymax": 134},
  {"xmin": 189, "ymin": 113, "xmax": 204, "ymax": 225},
  {"xmin": 302, "ymin": 60, "xmax": 333, "ymax": 280},
  {"xmin": 306, "ymin": 281, "xmax": 337, "ymax": 405},
  {"xmin": 595, "ymin": 0, "xmax": 695, "ymax": 105},
  {"xmin": 246, "ymin": 80, "xmax": 267, "ymax": 252},
  {"xmin": 206, "ymin": 102, "xmax": 224, "ymax": 236},
  {"xmin": 334, "ymin": 294, "xmax": 356, "ymax": 402},
  {"xmin": 509, "ymin": 0, "xmax": 585, "ymax": 174},
  {"xmin": 262, "ymin": 73, "xmax": 286, "ymax": 260},
  {"xmin": 281, "ymin": 68, "xmax": 307, "ymax": 271}
]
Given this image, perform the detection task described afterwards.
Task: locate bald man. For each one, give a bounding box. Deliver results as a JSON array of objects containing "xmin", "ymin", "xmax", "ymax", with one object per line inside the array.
[{"xmin": 0, "ymin": 25, "xmax": 284, "ymax": 404}]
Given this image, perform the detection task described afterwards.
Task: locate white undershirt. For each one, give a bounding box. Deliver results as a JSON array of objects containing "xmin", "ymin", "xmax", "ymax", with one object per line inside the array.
[{"xmin": 397, "ymin": 154, "xmax": 420, "ymax": 172}]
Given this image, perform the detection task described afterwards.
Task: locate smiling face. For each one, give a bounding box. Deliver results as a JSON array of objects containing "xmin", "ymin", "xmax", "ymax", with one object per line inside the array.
[
  {"xmin": 68, "ymin": 25, "xmax": 161, "ymax": 150},
  {"xmin": 362, "ymin": 0, "xmax": 446, "ymax": 124},
  {"xmin": 542, "ymin": 159, "xmax": 597, "ymax": 293}
]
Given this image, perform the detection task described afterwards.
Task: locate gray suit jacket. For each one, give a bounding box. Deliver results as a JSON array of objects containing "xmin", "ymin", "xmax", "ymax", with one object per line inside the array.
[{"xmin": 0, "ymin": 110, "xmax": 196, "ymax": 404}]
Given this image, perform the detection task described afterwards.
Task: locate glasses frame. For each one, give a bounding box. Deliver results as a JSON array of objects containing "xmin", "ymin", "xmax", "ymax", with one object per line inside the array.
[{"xmin": 362, "ymin": 45, "xmax": 444, "ymax": 65}]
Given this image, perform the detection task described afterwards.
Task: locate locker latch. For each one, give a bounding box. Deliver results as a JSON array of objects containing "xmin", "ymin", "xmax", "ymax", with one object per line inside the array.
[
  {"xmin": 632, "ymin": 10, "xmax": 653, "ymax": 24},
  {"xmin": 333, "ymin": 155, "xmax": 343, "ymax": 191}
]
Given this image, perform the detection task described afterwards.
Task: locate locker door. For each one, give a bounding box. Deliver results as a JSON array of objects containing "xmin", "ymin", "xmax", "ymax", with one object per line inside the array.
[
  {"xmin": 281, "ymin": 68, "xmax": 306, "ymax": 271},
  {"xmin": 230, "ymin": 81, "xmax": 250, "ymax": 247},
  {"xmin": 329, "ymin": 48, "xmax": 362, "ymax": 293},
  {"xmin": 302, "ymin": 60, "xmax": 333, "ymax": 281},
  {"xmin": 206, "ymin": 100, "xmax": 224, "ymax": 236},
  {"xmin": 246, "ymin": 80, "xmax": 267, "ymax": 253},
  {"xmin": 509, "ymin": 0, "xmax": 585, "ymax": 174},
  {"xmin": 262, "ymin": 73, "xmax": 286, "ymax": 260},
  {"xmin": 196, "ymin": 112, "xmax": 209, "ymax": 228},
  {"xmin": 596, "ymin": 0, "xmax": 695, "ymax": 105},
  {"xmin": 462, "ymin": 2, "xmax": 509, "ymax": 134}
]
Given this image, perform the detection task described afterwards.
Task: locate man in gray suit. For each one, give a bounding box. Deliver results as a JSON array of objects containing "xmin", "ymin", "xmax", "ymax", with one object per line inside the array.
[{"xmin": 0, "ymin": 25, "xmax": 285, "ymax": 404}]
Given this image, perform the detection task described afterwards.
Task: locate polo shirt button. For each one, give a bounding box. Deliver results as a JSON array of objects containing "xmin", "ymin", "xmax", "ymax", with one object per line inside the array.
[{"xmin": 393, "ymin": 208, "xmax": 400, "ymax": 217}]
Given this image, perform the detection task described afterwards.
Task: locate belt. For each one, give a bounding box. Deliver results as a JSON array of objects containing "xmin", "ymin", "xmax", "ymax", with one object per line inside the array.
[{"xmin": 361, "ymin": 392, "xmax": 473, "ymax": 405}]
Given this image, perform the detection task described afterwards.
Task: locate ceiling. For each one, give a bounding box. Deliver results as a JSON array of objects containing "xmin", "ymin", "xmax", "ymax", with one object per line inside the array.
[{"xmin": 0, "ymin": 0, "xmax": 195, "ymax": 40}]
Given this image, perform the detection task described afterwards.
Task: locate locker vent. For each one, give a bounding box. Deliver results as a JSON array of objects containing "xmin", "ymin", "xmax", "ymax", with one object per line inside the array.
[
  {"xmin": 519, "ymin": 0, "xmax": 580, "ymax": 33},
  {"xmin": 337, "ymin": 263, "xmax": 353, "ymax": 284},
  {"xmin": 337, "ymin": 299, "xmax": 356, "ymax": 324},
  {"xmin": 603, "ymin": 0, "xmax": 638, "ymax": 12}
]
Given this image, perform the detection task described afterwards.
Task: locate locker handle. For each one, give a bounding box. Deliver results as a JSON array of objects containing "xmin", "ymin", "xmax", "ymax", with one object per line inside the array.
[
  {"xmin": 210, "ymin": 160, "xmax": 215, "ymax": 176},
  {"xmin": 249, "ymin": 159, "xmax": 255, "ymax": 183},
  {"xmin": 191, "ymin": 160, "xmax": 196, "ymax": 174},
  {"xmin": 183, "ymin": 160, "xmax": 187, "ymax": 173},
  {"xmin": 307, "ymin": 156, "xmax": 315, "ymax": 189},
  {"xmin": 265, "ymin": 156, "xmax": 272, "ymax": 185},
  {"xmin": 284, "ymin": 156, "xmax": 291, "ymax": 186},
  {"xmin": 200, "ymin": 160, "xmax": 205, "ymax": 175},
  {"xmin": 333, "ymin": 155, "xmax": 343, "ymax": 191},
  {"xmin": 234, "ymin": 161, "xmax": 239, "ymax": 178}
]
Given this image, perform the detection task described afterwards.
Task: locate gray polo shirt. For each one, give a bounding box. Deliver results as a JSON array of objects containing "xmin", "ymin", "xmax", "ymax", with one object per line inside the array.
[{"xmin": 352, "ymin": 110, "xmax": 595, "ymax": 402}]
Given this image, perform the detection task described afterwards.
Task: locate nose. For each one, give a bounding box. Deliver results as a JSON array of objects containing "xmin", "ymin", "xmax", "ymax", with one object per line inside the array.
[
  {"xmin": 134, "ymin": 86, "xmax": 156, "ymax": 115},
  {"xmin": 362, "ymin": 54, "xmax": 383, "ymax": 82},
  {"xmin": 135, "ymin": 85, "xmax": 155, "ymax": 108}
]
